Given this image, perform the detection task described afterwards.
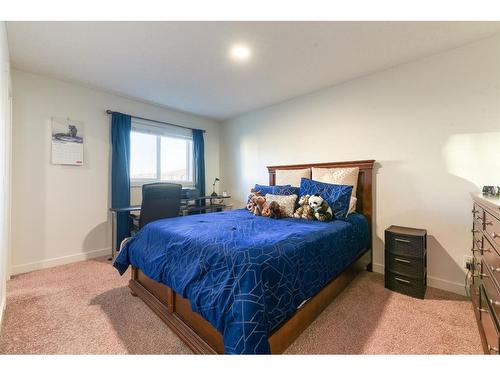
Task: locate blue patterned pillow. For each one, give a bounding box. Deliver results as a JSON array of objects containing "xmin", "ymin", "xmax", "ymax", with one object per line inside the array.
[
  {"xmin": 253, "ymin": 184, "xmax": 297, "ymax": 196},
  {"xmin": 247, "ymin": 184, "xmax": 300, "ymax": 206},
  {"xmin": 299, "ymin": 178, "xmax": 353, "ymax": 219},
  {"xmin": 276, "ymin": 185, "xmax": 300, "ymax": 196}
]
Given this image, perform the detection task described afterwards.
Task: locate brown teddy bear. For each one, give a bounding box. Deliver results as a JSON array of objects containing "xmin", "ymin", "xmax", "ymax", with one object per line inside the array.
[
  {"xmin": 262, "ymin": 201, "xmax": 283, "ymax": 219},
  {"xmin": 246, "ymin": 189, "xmax": 262, "ymax": 213},
  {"xmin": 293, "ymin": 195, "xmax": 315, "ymax": 220},
  {"xmin": 251, "ymin": 195, "xmax": 267, "ymax": 216}
]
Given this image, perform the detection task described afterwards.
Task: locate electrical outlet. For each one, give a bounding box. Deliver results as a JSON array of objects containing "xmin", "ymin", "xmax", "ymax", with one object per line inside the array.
[{"xmin": 463, "ymin": 255, "xmax": 473, "ymax": 269}]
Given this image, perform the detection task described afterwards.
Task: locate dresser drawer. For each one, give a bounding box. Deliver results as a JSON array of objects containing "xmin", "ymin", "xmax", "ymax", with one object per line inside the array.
[
  {"xmin": 479, "ymin": 286, "xmax": 500, "ymax": 354},
  {"xmin": 385, "ymin": 252, "xmax": 425, "ymax": 278},
  {"xmin": 483, "ymin": 237, "xmax": 500, "ymax": 288},
  {"xmin": 471, "ymin": 252, "xmax": 482, "ymax": 291},
  {"xmin": 484, "ymin": 210, "xmax": 500, "ymax": 250},
  {"xmin": 385, "ymin": 270, "xmax": 426, "ymax": 299},
  {"xmin": 385, "ymin": 234, "xmax": 425, "ymax": 258},
  {"xmin": 472, "ymin": 229, "xmax": 483, "ymax": 254},
  {"xmin": 473, "ymin": 202, "xmax": 485, "ymax": 229},
  {"xmin": 482, "ymin": 264, "xmax": 500, "ymax": 323}
]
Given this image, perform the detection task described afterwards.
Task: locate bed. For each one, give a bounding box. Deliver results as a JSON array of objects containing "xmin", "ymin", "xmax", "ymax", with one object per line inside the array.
[{"xmin": 113, "ymin": 160, "xmax": 375, "ymax": 354}]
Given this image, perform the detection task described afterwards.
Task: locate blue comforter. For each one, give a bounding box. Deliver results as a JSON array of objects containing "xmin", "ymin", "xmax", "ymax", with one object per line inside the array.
[{"xmin": 114, "ymin": 209, "xmax": 370, "ymax": 354}]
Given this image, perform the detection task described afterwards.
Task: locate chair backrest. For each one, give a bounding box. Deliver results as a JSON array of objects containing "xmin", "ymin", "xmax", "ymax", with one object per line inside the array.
[{"xmin": 139, "ymin": 183, "xmax": 182, "ymax": 229}]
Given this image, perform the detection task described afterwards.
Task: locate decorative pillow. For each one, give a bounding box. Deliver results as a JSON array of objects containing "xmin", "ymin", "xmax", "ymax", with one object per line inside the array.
[
  {"xmin": 299, "ymin": 178, "xmax": 353, "ymax": 219},
  {"xmin": 254, "ymin": 184, "xmax": 291, "ymax": 196},
  {"xmin": 276, "ymin": 185, "xmax": 300, "ymax": 197},
  {"xmin": 247, "ymin": 184, "xmax": 298, "ymax": 206},
  {"xmin": 265, "ymin": 194, "xmax": 298, "ymax": 217},
  {"xmin": 348, "ymin": 196, "xmax": 357, "ymax": 215},
  {"xmin": 275, "ymin": 168, "xmax": 311, "ymax": 186},
  {"xmin": 312, "ymin": 167, "xmax": 359, "ymax": 214}
]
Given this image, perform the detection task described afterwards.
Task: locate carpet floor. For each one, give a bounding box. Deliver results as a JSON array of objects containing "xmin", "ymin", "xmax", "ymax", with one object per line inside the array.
[{"xmin": 0, "ymin": 257, "xmax": 482, "ymax": 354}]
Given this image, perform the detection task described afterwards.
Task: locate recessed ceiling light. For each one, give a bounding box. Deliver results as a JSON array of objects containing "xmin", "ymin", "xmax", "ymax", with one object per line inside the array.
[{"xmin": 230, "ymin": 44, "xmax": 251, "ymax": 62}]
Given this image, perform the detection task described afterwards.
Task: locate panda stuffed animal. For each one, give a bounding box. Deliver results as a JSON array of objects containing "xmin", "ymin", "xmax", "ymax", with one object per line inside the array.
[{"xmin": 308, "ymin": 194, "xmax": 333, "ymax": 222}]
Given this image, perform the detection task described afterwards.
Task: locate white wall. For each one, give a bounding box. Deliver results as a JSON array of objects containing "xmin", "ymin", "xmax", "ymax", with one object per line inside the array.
[
  {"xmin": 11, "ymin": 69, "xmax": 220, "ymax": 274},
  {"xmin": 221, "ymin": 35, "xmax": 500, "ymax": 295},
  {"xmin": 0, "ymin": 22, "xmax": 12, "ymax": 327}
]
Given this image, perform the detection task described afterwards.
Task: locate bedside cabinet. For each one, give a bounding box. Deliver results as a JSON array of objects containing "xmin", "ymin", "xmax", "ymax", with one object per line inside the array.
[{"xmin": 384, "ymin": 225, "xmax": 427, "ymax": 299}]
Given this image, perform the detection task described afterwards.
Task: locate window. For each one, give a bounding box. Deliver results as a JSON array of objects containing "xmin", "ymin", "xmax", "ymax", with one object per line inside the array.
[{"xmin": 130, "ymin": 119, "xmax": 194, "ymax": 186}]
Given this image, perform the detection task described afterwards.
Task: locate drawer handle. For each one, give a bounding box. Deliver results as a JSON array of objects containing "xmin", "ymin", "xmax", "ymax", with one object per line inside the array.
[
  {"xmin": 491, "ymin": 266, "xmax": 500, "ymax": 273},
  {"xmin": 394, "ymin": 238, "xmax": 411, "ymax": 243},
  {"xmin": 472, "ymin": 209, "xmax": 479, "ymax": 214},
  {"xmin": 478, "ymin": 307, "xmax": 490, "ymax": 313},
  {"xmin": 491, "ymin": 232, "xmax": 499, "ymax": 239},
  {"xmin": 394, "ymin": 277, "xmax": 411, "ymax": 284},
  {"xmin": 394, "ymin": 258, "xmax": 411, "ymax": 264},
  {"xmin": 489, "ymin": 344, "xmax": 499, "ymax": 354},
  {"xmin": 471, "ymin": 229, "xmax": 480, "ymax": 234},
  {"xmin": 480, "ymin": 273, "xmax": 490, "ymax": 278},
  {"xmin": 489, "ymin": 298, "xmax": 500, "ymax": 307}
]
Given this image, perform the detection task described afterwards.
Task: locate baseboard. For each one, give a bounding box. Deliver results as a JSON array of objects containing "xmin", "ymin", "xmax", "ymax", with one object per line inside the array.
[
  {"xmin": 372, "ymin": 262, "xmax": 467, "ymax": 296},
  {"xmin": 10, "ymin": 247, "xmax": 111, "ymax": 275}
]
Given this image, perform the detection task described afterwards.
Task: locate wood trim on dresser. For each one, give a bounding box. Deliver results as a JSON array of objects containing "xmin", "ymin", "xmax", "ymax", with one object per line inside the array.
[{"xmin": 128, "ymin": 160, "xmax": 375, "ymax": 354}]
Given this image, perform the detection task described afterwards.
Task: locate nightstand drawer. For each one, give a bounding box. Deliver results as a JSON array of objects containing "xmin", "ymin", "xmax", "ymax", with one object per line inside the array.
[
  {"xmin": 385, "ymin": 234, "xmax": 425, "ymax": 258},
  {"xmin": 385, "ymin": 253, "xmax": 425, "ymax": 278},
  {"xmin": 385, "ymin": 270, "xmax": 426, "ymax": 299}
]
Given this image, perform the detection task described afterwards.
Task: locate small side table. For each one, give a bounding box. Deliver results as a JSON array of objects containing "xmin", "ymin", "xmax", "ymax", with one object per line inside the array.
[{"xmin": 384, "ymin": 225, "xmax": 427, "ymax": 299}]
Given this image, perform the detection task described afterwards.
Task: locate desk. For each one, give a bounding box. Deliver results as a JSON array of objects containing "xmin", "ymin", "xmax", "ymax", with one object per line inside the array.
[
  {"xmin": 108, "ymin": 205, "xmax": 141, "ymax": 260},
  {"xmin": 180, "ymin": 195, "xmax": 232, "ymax": 215},
  {"xmin": 109, "ymin": 195, "xmax": 232, "ymax": 260}
]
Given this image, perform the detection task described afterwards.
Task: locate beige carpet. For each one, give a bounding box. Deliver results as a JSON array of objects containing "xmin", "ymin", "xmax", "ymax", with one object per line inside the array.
[{"xmin": 0, "ymin": 257, "xmax": 482, "ymax": 354}]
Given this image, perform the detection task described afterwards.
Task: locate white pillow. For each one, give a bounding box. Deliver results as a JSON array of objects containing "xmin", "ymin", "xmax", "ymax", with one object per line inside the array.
[
  {"xmin": 275, "ymin": 168, "xmax": 311, "ymax": 186},
  {"xmin": 265, "ymin": 194, "xmax": 298, "ymax": 217},
  {"xmin": 312, "ymin": 167, "xmax": 359, "ymax": 214}
]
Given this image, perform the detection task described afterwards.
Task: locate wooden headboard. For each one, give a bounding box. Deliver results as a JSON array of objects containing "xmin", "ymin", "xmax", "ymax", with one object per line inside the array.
[{"xmin": 267, "ymin": 160, "xmax": 375, "ymax": 231}]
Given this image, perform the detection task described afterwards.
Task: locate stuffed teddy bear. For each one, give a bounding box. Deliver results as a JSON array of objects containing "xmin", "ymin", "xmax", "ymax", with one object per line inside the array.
[
  {"xmin": 293, "ymin": 195, "xmax": 315, "ymax": 220},
  {"xmin": 251, "ymin": 195, "xmax": 268, "ymax": 216},
  {"xmin": 246, "ymin": 189, "xmax": 262, "ymax": 213},
  {"xmin": 308, "ymin": 194, "xmax": 333, "ymax": 222},
  {"xmin": 262, "ymin": 201, "xmax": 283, "ymax": 219}
]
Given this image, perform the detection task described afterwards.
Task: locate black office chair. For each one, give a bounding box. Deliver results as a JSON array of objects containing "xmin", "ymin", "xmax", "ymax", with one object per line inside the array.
[{"xmin": 130, "ymin": 182, "xmax": 182, "ymax": 232}]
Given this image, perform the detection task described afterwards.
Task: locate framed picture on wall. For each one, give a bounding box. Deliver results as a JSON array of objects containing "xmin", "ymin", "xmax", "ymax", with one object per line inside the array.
[{"xmin": 51, "ymin": 117, "xmax": 84, "ymax": 166}]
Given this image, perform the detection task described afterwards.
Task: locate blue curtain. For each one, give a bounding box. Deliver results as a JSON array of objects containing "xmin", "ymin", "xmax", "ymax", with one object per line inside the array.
[
  {"xmin": 111, "ymin": 112, "xmax": 132, "ymax": 251},
  {"xmin": 192, "ymin": 129, "xmax": 205, "ymax": 201}
]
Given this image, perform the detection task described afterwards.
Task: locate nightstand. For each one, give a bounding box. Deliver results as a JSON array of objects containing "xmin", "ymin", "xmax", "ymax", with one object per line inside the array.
[{"xmin": 384, "ymin": 225, "xmax": 427, "ymax": 299}]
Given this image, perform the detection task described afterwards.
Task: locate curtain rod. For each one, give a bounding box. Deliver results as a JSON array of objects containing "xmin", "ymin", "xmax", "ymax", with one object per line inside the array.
[{"xmin": 105, "ymin": 110, "xmax": 206, "ymax": 133}]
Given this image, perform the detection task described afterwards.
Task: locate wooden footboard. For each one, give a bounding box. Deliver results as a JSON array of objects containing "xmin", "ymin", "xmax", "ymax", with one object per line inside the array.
[{"xmin": 129, "ymin": 249, "xmax": 371, "ymax": 354}]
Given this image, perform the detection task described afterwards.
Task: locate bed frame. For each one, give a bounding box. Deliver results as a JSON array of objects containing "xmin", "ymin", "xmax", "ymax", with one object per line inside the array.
[{"xmin": 128, "ymin": 159, "xmax": 375, "ymax": 354}]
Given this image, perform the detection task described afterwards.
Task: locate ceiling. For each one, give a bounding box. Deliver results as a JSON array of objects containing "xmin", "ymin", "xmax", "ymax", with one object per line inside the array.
[{"xmin": 7, "ymin": 21, "xmax": 500, "ymax": 120}]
